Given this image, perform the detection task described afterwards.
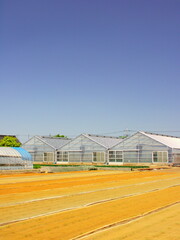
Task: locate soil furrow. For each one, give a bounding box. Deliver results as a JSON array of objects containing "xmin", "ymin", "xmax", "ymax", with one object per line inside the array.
[{"xmin": 72, "ymin": 201, "xmax": 180, "ymax": 240}]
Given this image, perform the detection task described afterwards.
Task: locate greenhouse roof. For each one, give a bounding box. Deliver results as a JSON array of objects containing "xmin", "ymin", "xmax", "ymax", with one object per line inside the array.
[
  {"xmin": 0, "ymin": 147, "xmax": 32, "ymax": 160},
  {"xmin": 0, "ymin": 147, "xmax": 21, "ymax": 157},
  {"xmin": 84, "ymin": 134, "xmax": 122, "ymax": 149},
  {"xmin": 36, "ymin": 136, "xmax": 71, "ymax": 150},
  {"xmin": 13, "ymin": 147, "xmax": 32, "ymax": 161},
  {"xmin": 141, "ymin": 132, "xmax": 180, "ymax": 149}
]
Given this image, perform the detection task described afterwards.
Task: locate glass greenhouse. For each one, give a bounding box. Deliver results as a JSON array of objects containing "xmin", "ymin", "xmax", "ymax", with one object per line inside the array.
[
  {"xmin": 109, "ymin": 131, "xmax": 180, "ymax": 164},
  {"xmin": 22, "ymin": 136, "xmax": 71, "ymax": 162},
  {"xmin": 57, "ymin": 134, "xmax": 122, "ymax": 164}
]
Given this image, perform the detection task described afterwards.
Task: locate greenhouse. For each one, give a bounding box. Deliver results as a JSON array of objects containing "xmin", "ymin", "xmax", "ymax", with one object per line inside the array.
[
  {"xmin": 0, "ymin": 147, "xmax": 33, "ymax": 170},
  {"xmin": 109, "ymin": 131, "xmax": 180, "ymax": 164},
  {"xmin": 22, "ymin": 136, "xmax": 71, "ymax": 162},
  {"xmin": 57, "ymin": 134, "xmax": 122, "ymax": 164}
]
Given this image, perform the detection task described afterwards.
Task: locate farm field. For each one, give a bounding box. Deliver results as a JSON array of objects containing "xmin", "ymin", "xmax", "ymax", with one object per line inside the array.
[{"xmin": 0, "ymin": 168, "xmax": 179, "ymax": 240}]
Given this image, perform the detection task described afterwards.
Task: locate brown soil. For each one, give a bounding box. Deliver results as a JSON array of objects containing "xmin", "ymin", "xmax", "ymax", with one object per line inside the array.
[
  {"xmin": 82, "ymin": 203, "xmax": 180, "ymax": 240},
  {"xmin": 0, "ymin": 169, "xmax": 179, "ymax": 240}
]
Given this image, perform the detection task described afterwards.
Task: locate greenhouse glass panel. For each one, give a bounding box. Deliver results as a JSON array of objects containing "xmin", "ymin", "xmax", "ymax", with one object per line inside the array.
[
  {"xmin": 57, "ymin": 151, "xmax": 68, "ymax": 162},
  {"xmin": 123, "ymin": 151, "xmax": 138, "ymax": 163},
  {"xmin": 44, "ymin": 152, "xmax": 54, "ymax": 162},
  {"xmin": 153, "ymin": 151, "xmax": 168, "ymax": 163},
  {"xmin": 109, "ymin": 151, "xmax": 116, "ymax": 162},
  {"xmin": 116, "ymin": 151, "xmax": 123, "ymax": 162},
  {"xmin": 69, "ymin": 152, "xmax": 82, "ymax": 162},
  {"xmin": 108, "ymin": 151, "xmax": 123, "ymax": 163},
  {"xmin": 82, "ymin": 153, "xmax": 92, "ymax": 162},
  {"xmin": 173, "ymin": 153, "xmax": 180, "ymax": 163},
  {"xmin": 93, "ymin": 152, "xmax": 105, "ymax": 163}
]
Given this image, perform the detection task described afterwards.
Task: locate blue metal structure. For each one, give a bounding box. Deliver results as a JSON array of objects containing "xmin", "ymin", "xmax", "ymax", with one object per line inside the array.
[{"xmin": 12, "ymin": 147, "xmax": 32, "ymax": 161}]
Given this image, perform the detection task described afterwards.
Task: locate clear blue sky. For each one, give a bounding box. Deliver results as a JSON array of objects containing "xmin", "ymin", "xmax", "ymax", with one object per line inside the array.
[{"xmin": 1, "ymin": 0, "xmax": 180, "ymax": 141}]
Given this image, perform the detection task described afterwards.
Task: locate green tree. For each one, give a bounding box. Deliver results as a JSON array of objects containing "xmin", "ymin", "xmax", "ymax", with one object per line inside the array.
[
  {"xmin": 119, "ymin": 135, "xmax": 128, "ymax": 139},
  {"xmin": 0, "ymin": 136, "xmax": 21, "ymax": 147},
  {"xmin": 54, "ymin": 134, "xmax": 67, "ymax": 138}
]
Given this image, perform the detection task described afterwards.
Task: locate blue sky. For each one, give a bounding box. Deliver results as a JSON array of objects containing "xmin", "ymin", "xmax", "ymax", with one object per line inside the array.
[{"xmin": 1, "ymin": 0, "xmax": 180, "ymax": 141}]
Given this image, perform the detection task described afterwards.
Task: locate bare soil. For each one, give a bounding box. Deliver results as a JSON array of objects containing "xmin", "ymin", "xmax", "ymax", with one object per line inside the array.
[{"xmin": 0, "ymin": 168, "xmax": 179, "ymax": 240}]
